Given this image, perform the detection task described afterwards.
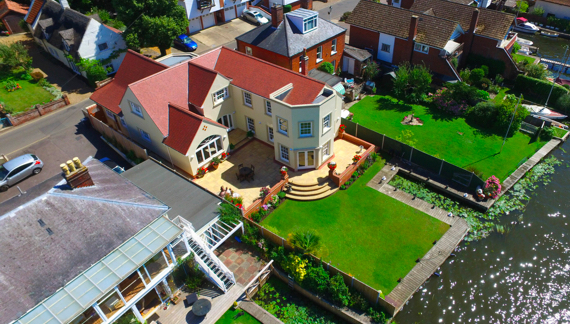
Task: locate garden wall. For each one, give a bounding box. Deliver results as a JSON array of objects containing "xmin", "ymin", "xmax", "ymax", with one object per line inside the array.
[
  {"xmin": 6, "ymin": 95, "xmax": 70, "ymax": 127},
  {"xmin": 243, "ymin": 217, "xmax": 398, "ymax": 316},
  {"xmin": 329, "ymin": 133, "xmax": 375, "ymax": 187},
  {"xmin": 243, "ymin": 175, "xmax": 289, "ymax": 218},
  {"xmin": 342, "ymin": 119, "xmax": 486, "ymax": 191}
]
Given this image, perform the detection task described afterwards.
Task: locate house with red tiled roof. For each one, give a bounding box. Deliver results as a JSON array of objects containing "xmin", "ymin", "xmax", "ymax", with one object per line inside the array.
[
  {"xmin": 0, "ymin": 0, "xmax": 29, "ymax": 34},
  {"xmin": 109, "ymin": 46, "xmax": 342, "ymax": 176}
]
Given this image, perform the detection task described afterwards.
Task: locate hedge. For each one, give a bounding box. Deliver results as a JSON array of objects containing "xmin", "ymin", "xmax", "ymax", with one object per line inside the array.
[
  {"xmin": 466, "ymin": 54, "xmax": 505, "ymax": 77},
  {"xmin": 515, "ymin": 74, "xmax": 569, "ymax": 110}
]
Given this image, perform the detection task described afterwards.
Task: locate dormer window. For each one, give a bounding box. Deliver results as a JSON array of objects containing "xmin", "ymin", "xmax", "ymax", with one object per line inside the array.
[
  {"xmin": 98, "ymin": 43, "xmax": 108, "ymax": 51},
  {"xmin": 286, "ymin": 9, "xmax": 319, "ymax": 34},
  {"xmin": 303, "ymin": 15, "xmax": 317, "ymax": 33}
]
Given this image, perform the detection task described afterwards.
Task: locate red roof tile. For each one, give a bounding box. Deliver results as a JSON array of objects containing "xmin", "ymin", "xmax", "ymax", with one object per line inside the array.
[
  {"xmin": 187, "ymin": 63, "xmax": 218, "ymax": 107},
  {"xmin": 90, "ymin": 50, "xmax": 168, "ymax": 115},
  {"xmin": 163, "ymin": 103, "xmax": 228, "ymax": 154},
  {"xmin": 194, "ymin": 47, "xmax": 326, "ymax": 106},
  {"xmin": 25, "ymin": 0, "xmax": 44, "ymax": 24},
  {"xmin": 5, "ymin": 0, "xmax": 29, "ymax": 16},
  {"xmin": 103, "ymin": 23, "xmax": 122, "ymax": 34}
]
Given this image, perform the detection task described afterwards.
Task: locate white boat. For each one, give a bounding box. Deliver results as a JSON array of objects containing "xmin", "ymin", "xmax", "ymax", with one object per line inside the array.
[
  {"xmin": 524, "ymin": 104, "xmax": 567, "ymax": 119},
  {"xmin": 518, "ymin": 46, "xmax": 532, "ymax": 55},
  {"xmin": 514, "ymin": 17, "xmax": 540, "ymax": 34},
  {"xmin": 541, "ymin": 30, "xmax": 559, "ymax": 37},
  {"xmin": 516, "ymin": 37, "xmax": 533, "ymax": 46}
]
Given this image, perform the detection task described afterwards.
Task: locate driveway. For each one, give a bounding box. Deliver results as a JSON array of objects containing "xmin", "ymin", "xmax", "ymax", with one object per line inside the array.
[
  {"xmin": 0, "ymin": 99, "xmax": 130, "ymax": 204},
  {"xmin": 190, "ymin": 18, "xmax": 257, "ymax": 54}
]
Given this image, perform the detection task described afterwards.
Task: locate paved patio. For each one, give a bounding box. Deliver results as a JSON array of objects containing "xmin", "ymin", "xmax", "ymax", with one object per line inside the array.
[{"xmin": 214, "ymin": 239, "xmax": 267, "ymax": 286}]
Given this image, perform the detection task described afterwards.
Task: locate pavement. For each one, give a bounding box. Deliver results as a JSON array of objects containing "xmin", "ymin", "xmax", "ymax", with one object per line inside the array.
[{"xmin": 0, "ymin": 99, "xmax": 130, "ymax": 204}]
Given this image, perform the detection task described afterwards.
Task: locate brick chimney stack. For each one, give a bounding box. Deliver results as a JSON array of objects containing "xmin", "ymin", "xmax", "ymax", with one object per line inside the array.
[
  {"xmin": 271, "ymin": 4, "xmax": 284, "ymax": 28},
  {"xmin": 461, "ymin": 9, "xmax": 480, "ymax": 68},
  {"xmin": 300, "ymin": 48, "xmax": 308, "ymax": 76},
  {"xmin": 469, "ymin": 9, "xmax": 480, "ymax": 34},
  {"xmin": 60, "ymin": 157, "xmax": 94, "ymax": 189},
  {"xmin": 407, "ymin": 15, "xmax": 419, "ymax": 62}
]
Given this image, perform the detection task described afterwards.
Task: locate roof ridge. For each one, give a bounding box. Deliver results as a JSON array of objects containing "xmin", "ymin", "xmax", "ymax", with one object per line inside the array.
[
  {"xmin": 369, "ymin": 2, "xmax": 467, "ymax": 25},
  {"xmin": 48, "ymin": 192, "xmax": 169, "ymax": 210},
  {"xmin": 128, "ymin": 62, "xmax": 187, "ymax": 88},
  {"xmin": 415, "ymin": 0, "xmax": 515, "ymax": 17},
  {"xmin": 168, "ymin": 102, "xmax": 205, "ymax": 120}
]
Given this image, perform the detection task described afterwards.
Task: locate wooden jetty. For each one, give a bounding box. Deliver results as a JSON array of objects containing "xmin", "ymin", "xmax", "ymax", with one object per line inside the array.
[{"xmin": 540, "ymin": 58, "xmax": 570, "ymax": 72}]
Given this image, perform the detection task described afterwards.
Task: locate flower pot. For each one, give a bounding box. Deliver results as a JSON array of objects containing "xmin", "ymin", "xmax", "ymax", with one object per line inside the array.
[
  {"xmin": 196, "ymin": 173, "xmax": 205, "ymax": 179},
  {"xmin": 211, "ymin": 163, "xmax": 219, "ymax": 170}
]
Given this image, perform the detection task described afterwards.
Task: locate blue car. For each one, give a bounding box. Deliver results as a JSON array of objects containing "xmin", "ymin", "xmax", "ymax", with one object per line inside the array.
[{"xmin": 174, "ymin": 34, "xmax": 198, "ymax": 52}]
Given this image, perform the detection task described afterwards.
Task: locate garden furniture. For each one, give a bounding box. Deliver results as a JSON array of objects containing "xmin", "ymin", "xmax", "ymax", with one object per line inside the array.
[
  {"xmin": 238, "ymin": 163, "xmax": 244, "ymax": 169},
  {"xmin": 239, "ymin": 167, "xmax": 253, "ymax": 182},
  {"xmin": 186, "ymin": 293, "xmax": 198, "ymax": 306},
  {"xmin": 236, "ymin": 173, "xmax": 244, "ymax": 182},
  {"xmin": 192, "ymin": 298, "xmax": 212, "ymax": 316}
]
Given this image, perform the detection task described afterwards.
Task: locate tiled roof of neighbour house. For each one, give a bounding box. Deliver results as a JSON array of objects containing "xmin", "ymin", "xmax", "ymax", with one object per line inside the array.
[
  {"xmin": 537, "ymin": 0, "xmax": 570, "ymax": 6},
  {"xmin": 187, "ymin": 63, "xmax": 219, "ymax": 108},
  {"xmin": 236, "ymin": 13, "xmax": 346, "ymax": 57},
  {"xmin": 0, "ymin": 158, "xmax": 170, "ymax": 324},
  {"xmin": 449, "ymin": 0, "xmax": 473, "ymax": 4},
  {"xmin": 162, "ymin": 103, "xmax": 227, "ymax": 155},
  {"xmin": 25, "ymin": 0, "xmax": 44, "ymax": 24},
  {"xmin": 193, "ymin": 47, "xmax": 326, "ymax": 105},
  {"xmin": 4, "ymin": 0, "xmax": 29, "ymax": 16},
  {"xmin": 344, "ymin": 44, "xmax": 372, "ymax": 62},
  {"xmin": 90, "ymin": 50, "xmax": 168, "ymax": 115},
  {"xmin": 346, "ymin": 1, "xmax": 459, "ymax": 49},
  {"xmin": 32, "ymin": 0, "xmax": 91, "ymax": 57},
  {"xmin": 104, "ymin": 23, "xmax": 122, "ymax": 33},
  {"xmin": 410, "ymin": 0, "xmax": 515, "ymax": 40},
  {"xmin": 37, "ymin": 17, "xmax": 52, "ymax": 28}
]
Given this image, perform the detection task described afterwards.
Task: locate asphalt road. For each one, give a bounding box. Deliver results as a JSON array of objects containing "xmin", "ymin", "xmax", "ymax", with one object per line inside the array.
[{"xmin": 0, "ymin": 99, "xmax": 130, "ymax": 204}]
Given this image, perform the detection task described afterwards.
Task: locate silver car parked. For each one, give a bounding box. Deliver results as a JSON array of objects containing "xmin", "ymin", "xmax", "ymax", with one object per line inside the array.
[
  {"xmin": 242, "ymin": 9, "xmax": 269, "ymax": 26},
  {"xmin": 0, "ymin": 154, "xmax": 44, "ymax": 192}
]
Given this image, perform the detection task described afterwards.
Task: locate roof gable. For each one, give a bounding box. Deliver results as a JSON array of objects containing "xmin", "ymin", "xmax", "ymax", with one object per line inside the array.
[
  {"xmin": 25, "ymin": 0, "xmax": 44, "ymax": 24},
  {"xmin": 90, "ymin": 50, "xmax": 168, "ymax": 115},
  {"xmin": 3, "ymin": 0, "xmax": 29, "ymax": 16},
  {"xmin": 187, "ymin": 63, "xmax": 218, "ymax": 108}
]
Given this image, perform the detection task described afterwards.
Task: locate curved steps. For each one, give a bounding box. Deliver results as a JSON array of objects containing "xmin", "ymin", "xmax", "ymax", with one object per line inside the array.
[{"xmin": 286, "ymin": 180, "xmax": 338, "ymax": 201}]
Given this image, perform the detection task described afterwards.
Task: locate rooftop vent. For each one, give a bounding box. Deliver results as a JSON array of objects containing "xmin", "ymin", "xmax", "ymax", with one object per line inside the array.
[
  {"xmin": 38, "ymin": 219, "xmax": 46, "ymax": 227},
  {"xmin": 46, "ymin": 228, "xmax": 54, "ymax": 236}
]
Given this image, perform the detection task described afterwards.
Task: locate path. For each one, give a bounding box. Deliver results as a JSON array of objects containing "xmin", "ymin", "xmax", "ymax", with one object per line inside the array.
[{"xmin": 239, "ymin": 299, "xmax": 284, "ymax": 324}]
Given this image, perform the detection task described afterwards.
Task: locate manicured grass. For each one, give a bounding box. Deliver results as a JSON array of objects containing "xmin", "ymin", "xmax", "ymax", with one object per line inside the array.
[
  {"xmin": 262, "ymin": 159, "xmax": 449, "ymax": 294},
  {"xmin": 0, "ymin": 73, "xmax": 54, "ymax": 114},
  {"xmin": 349, "ymin": 95, "xmax": 548, "ymax": 180},
  {"xmin": 512, "ymin": 53, "xmax": 536, "ymax": 65},
  {"xmin": 553, "ymin": 127, "xmax": 568, "ymax": 138},
  {"xmin": 216, "ymin": 308, "xmax": 261, "ymax": 324}
]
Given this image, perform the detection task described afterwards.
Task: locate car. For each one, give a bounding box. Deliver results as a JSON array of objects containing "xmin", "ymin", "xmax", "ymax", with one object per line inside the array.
[
  {"xmin": 0, "ymin": 154, "xmax": 44, "ymax": 192},
  {"xmin": 99, "ymin": 157, "xmax": 125, "ymax": 174},
  {"xmin": 242, "ymin": 9, "xmax": 269, "ymax": 26},
  {"xmin": 173, "ymin": 34, "xmax": 198, "ymax": 52}
]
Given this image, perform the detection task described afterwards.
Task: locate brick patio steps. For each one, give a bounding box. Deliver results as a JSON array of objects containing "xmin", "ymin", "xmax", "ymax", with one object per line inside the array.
[{"xmin": 286, "ymin": 181, "xmax": 338, "ymax": 201}]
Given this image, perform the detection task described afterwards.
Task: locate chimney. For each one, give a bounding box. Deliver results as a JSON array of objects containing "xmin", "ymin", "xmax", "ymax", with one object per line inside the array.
[
  {"xmin": 271, "ymin": 4, "xmax": 284, "ymax": 28},
  {"xmin": 300, "ymin": 48, "xmax": 308, "ymax": 76},
  {"xmin": 60, "ymin": 157, "xmax": 94, "ymax": 189},
  {"xmin": 300, "ymin": 0, "xmax": 313, "ymax": 10},
  {"xmin": 469, "ymin": 9, "xmax": 480, "ymax": 34},
  {"xmin": 59, "ymin": 0, "xmax": 70, "ymax": 9},
  {"xmin": 408, "ymin": 15, "xmax": 418, "ymax": 41}
]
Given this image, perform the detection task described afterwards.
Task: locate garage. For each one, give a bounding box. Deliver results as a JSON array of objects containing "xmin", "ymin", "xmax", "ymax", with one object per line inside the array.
[
  {"xmin": 188, "ymin": 17, "xmax": 201, "ymax": 33},
  {"xmin": 236, "ymin": 3, "xmax": 247, "ymax": 17},
  {"xmin": 224, "ymin": 6, "xmax": 236, "ymax": 21},
  {"xmin": 202, "ymin": 13, "xmax": 216, "ymax": 29}
]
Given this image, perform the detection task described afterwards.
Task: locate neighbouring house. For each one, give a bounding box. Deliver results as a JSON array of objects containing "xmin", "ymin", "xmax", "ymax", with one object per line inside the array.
[
  {"xmin": 90, "ymin": 50, "xmax": 169, "ymax": 135},
  {"xmin": 0, "ymin": 0, "xmax": 28, "ymax": 34},
  {"xmin": 342, "ymin": 44, "xmax": 373, "ymax": 77},
  {"xmin": 178, "ymin": 0, "xmax": 249, "ymax": 34},
  {"xmin": 263, "ymin": 0, "xmax": 313, "ymax": 11},
  {"xmin": 236, "ymin": 6, "xmax": 346, "ymax": 75},
  {"xmin": 387, "ymin": 0, "xmax": 486, "ymax": 9},
  {"xmin": 534, "ymin": 0, "xmax": 570, "ymax": 19},
  {"xmin": 346, "ymin": 0, "xmax": 518, "ymax": 81},
  {"xmin": 24, "ymin": 0, "xmax": 127, "ymax": 78},
  {"xmin": 1, "ymin": 157, "xmax": 245, "ymax": 324},
  {"xmin": 89, "ymin": 46, "xmax": 342, "ymax": 176}
]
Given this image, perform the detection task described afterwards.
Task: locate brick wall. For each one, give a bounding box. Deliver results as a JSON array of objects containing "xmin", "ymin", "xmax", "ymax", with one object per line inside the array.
[
  {"xmin": 469, "ymin": 35, "xmax": 518, "ymax": 79},
  {"xmin": 237, "ymin": 40, "xmax": 293, "ymax": 69},
  {"xmin": 410, "ymin": 47, "xmax": 458, "ymax": 79},
  {"xmin": 391, "ymin": 37, "xmax": 410, "ymax": 65},
  {"xmin": 349, "ymin": 26, "xmax": 379, "ymax": 58},
  {"xmin": 7, "ymin": 95, "xmax": 70, "ymax": 126},
  {"xmin": 291, "ymin": 33, "xmax": 346, "ymax": 73}
]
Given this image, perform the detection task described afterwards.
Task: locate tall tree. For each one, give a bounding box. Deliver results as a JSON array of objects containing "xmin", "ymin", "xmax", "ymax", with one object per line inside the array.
[{"xmin": 112, "ymin": 0, "xmax": 187, "ymax": 56}]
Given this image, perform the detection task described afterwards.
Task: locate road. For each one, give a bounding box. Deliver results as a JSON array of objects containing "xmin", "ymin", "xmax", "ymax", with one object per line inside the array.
[
  {"xmin": 0, "ymin": 99, "xmax": 130, "ymax": 204},
  {"xmin": 315, "ymin": 0, "xmax": 360, "ymax": 22}
]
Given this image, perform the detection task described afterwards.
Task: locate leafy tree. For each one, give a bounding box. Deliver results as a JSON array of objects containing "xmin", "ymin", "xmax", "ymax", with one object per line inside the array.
[
  {"xmin": 496, "ymin": 94, "xmax": 529, "ymax": 137},
  {"xmin": 289, "ymin": 230, "xmax": 321, "ymax": 255},
  {"xmin": 469, "ymin": 68, "xmax": 485, "ymax": 83},
  {"xmin": 328, "ymin": 273, "xmax": 350, "ymax": 306},
  {"xmin": 363, "ymin": 60, "xmax": 379, "ymax": 81},
  {"xmin": 516, "ymin": 0, "xmax": 529, "ymax": 12},
  {"xmin": 532, "ymin": 5, "xmax": 545, "ymax": 16},
  {"xmin": 393, "ymin": 62, "xmax": 432, "ymax": 102},
  {"xmin": 74, "ymin": 57, "xmax": 108, "ymax": 86},
  {"xmin": 113, "ymin": 0, "xmax": 187, "ymax": 56},
  {"xmin": 317, "ymin": 62, "xmax": 334, "ymax": 74},
  {"xmin": 0, "ymin": 42, "xmax": 32, "ymax": 72}
]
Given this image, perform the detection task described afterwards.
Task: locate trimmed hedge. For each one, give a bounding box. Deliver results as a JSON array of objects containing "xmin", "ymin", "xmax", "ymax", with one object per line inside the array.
[
  {"xmin": 466, "ymin": 54, "xmax": 505, "ymax": 77},
  {"xmin": 515, "ymin": 75, "xmax": 570, "ymax": 111}
]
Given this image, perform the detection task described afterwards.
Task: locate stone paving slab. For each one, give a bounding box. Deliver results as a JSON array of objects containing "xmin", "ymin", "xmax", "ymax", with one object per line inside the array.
[{"xmin": 214, "ymin": 239, "xmax": 266, "ymax": 286}]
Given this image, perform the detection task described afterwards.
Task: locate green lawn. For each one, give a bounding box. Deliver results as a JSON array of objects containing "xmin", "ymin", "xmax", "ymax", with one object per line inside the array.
[
  {"xmin": 0, "ymin": 73, "xmax": 54, "ymax": 114},
  {"xmin": 216, "ymin": 308, "xmax": 261, "ymax": 324},
  {"xmin": 512, "ymin": 53, "xmax": 536, "ymax": 65},
  {"xmin": 262, "ymin": 159, "xmax": 449, "ymax": 294},
  {"xmin": 349, "ymin": 95, "xmax": 547, "ymax": 180}
]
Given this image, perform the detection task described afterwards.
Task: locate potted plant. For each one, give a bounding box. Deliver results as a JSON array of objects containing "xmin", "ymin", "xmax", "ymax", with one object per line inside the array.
[
  {"xmin": 352, "ymin": 154, "xmax": 361, "ymax": 163},
  {"xmin": 339, "ymin": 124, "xmax": 346, "ymax": 135},
  {"xmin": 280, "ymin": 166, "xmax": 288, "ymax": 179},
  {"xmin": 196, "ymin": 167, "xmax": 207, "ymax": 178},
  {"xmin": 259, "ymin": 186, "xmax": 270, "ymax": 197},
  {"xmin": 484, "ymin": 175, "xmax": 501, "ymax": 199},
  {"xmin": 229, "ymin": 143, "xmax": 235, "ymax": 152},
  {"xmin": 221, "ymin": 152, "xmax": 229, "ymax": 161},
  {"xmin": 247, "ymin": 130, "xmax": 255, "ymax": 138},
  {"xmin": 327, "ymin": 161, "xmax": 337, "ymax": 170},
  {"xmin": 210, "ymin": 157, "xmax": 221, "ymax": 170}
]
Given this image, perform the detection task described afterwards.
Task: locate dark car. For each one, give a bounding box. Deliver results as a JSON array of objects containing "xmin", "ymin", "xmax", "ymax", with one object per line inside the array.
[
  {"xmin": 0, "ymin": 154, "xmax": 44, "ymax": 192},
  {"xmin": 174, "ymin": 34, "xmax": 198, "ymax": 52}
]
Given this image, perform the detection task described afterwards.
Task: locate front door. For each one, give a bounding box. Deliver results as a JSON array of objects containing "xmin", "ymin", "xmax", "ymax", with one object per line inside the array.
[
  {"xmin": 217, "ymin": 114, "xmax": 234, "ymax": 130},
  {"xmin": 297, "ymin": 150, "xmax": 315, "ymax": 169}
]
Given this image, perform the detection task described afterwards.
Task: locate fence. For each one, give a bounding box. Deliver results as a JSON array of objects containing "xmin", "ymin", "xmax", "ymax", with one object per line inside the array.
[
  {"xmin": 6, "ymin": 95, "xmax": 70, "ymax": 127},
  {"xmin": 242, "ymin": 217, "xmax": 398, "ymax": 316},
  {"xmin": 343, "ymin": 119, "xmax": 486, "ymax": 191}
]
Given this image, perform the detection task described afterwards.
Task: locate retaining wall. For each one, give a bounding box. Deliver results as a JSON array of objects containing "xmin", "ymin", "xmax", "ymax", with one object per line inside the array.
[{"xmin": 7, "ymin": 95, "xmax": 70, "ymax": 126}]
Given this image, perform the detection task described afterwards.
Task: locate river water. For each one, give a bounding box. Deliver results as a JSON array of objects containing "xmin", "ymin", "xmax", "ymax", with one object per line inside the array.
[{"xmin": 394, "ymin": 140, "xmax": 570, "ymax": 323}]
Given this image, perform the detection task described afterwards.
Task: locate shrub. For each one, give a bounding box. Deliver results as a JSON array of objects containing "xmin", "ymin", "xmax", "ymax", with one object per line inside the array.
[
  {"xmin": 460, "ymin": 68, "xmax": 471, "ymax": 82},
  {"xmin": 363, "ymin": 61, "xmax": 379, "ymax": 81},
  {"xmin": 283, "ymin": 254, "xmax": 308, "ymax": 282},
  {"xmin": 516, "ymin": 0, "xmax": 529, "ymax": 12},
  {"xmin": 340, "ymin": 184, "xmax": 346, "ymax": 190},
  {"xmin": 317, "ymin": 61, "xmax": 334, "ymax": 74},
  {"xmin": 540, "ymin": 126, "xmax": 556, "ymax": 141},
  {"xmin": 495, "ymin": 74, "xmax": 504, "ymax": 85},
  {"xmin": 556, "ymin": 94, "xmax": 570, "ymax": 113},
  {"xmin": 283, "ymin": 4, "xmax": 292, "ymax": 12},
  {"xmin": 467, "ymin": 101, "xmax": 498, "ymax": 127},
  {"xmin": 30, "ymin": 71, "xmax": 44, "ymax": 82},
  {"xmin": 0, "ymin": 42, "xmax": 32, "ymax": 72},
  {"xmin": 277, "ymin": 191, "xmax": 286, "ymax": 199},
  {"xmin": 512, "ymin": 42, "xmax": 521, "ymax": 54},
  {"xmin": 304, "ymin": 264, "xmax": 330, "ymax": 295},
  {"xmin": 532, "ymin": 5, "xmax": 545, "ymax": 15},
  {"xmin": 495, "ymin": 94, "xmax": 529, "ymax": 136},
  {"xmin": 451, "ymin": 56, "xmax": 458, "ymax": 69},
  {"xmin": 340, "ymin": 11, "xmax": 351, "ymax": 21},
  {"xmin": 328, "ymin": 274, "xmax": 350, "ymax": 307},
  {"xmin": 367, "ymin": 307, "xmax": 387, "ymax": 323},
  {"xmin": 480, "ymin": 65, "xmax": 489, "ymax": 76},
  {"xmin": 393, "ymin": 62, "xmax": 432, "ymax": 103},
  {"xmin": 523, "ymin": 63, "xmax": 547, "ymax": 80},
  {"xmin": 466, "ymin": 54, "xmax": 505, "ymax": 77},
  {"xmin": 515, "ymin": 75, "xmax": 569, "ymax": 108},
  {"xmin": 289, "ymin": 230, "xmax": 321, "ymax": 254},
  {"xmin": 217, "ymin": 202, "xmax": 242, "ymax": 223},
  {"xmin": 477, "ymin": 77, "xmax": 492, "ymax": 90},
  {"xmin": 470, "ymin": 68, "xmax": 485, "ymax": 83},
  {"xmin": 484, "ymin": 175, "xmax": 501, "ymax": 198},
  {"xmin": 349, "ymin": 290, "xmax": 369, "ymax": 311}
]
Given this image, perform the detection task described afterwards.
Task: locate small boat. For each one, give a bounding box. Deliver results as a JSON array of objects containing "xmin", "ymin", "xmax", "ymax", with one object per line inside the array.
[
  {"xmin": 541, "ymin": 30, "xmax": 559, "ymax": 37},
  {"xmin": 518, "ymin": 46, "xmax": 532, "ymax": 55},
  {"xmin": 514, "ymin": 17, "xmax": 540, "ymax": 34},
  {"xmin": 524, "ymin": 104, "xmax": 567, "ymax": 120},
  {"xmin": 516, "ymin": 37, "xmax": 533, "ymax": 46}
]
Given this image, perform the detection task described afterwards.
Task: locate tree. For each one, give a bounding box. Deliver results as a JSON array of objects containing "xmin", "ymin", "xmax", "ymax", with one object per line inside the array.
[
  {"xmin": 317, "ymin": 62, "xmax": 334, "ymax": 74},
  {"xmin": 393, "ymin": 62, "xmax": 432, "ymax": 102},
  {"xmin": 289, "ymin": 230, "xmax": 321, "ymax": 255},
  {"xmin": 496, "ymin": 94, "xmax": 529, "ymax": 137},
  {"xmin": 516, "ymin": 1, "xmax": 529, "ymax": 13},
  {"xmin": 0, "ymin": 42, "xmax": 32, "ymax": 72},
  {"xmin": 363, "ymin": 61, "xmax": 379, "ymax": 81},
  {"xmin": 75, "ymin": 57, "xmax": 108, "ymax": 86},
  {"xmin": 113, "ymin": 0, "xmax": 187, "ymax": 56}
]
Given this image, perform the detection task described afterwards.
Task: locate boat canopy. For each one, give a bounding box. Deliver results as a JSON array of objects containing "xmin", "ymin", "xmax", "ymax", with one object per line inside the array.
[{"xmin": 516, "ymin": 17, "xmax": 528, "ymax": 22}]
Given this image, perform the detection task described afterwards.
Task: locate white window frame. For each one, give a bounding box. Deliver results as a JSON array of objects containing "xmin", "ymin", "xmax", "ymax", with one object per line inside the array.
[
  {"xmin": 322, "ymin": 113, "xmax": 331, "ymax": 135},
  {"xmin": 140, "ymin": 129, "xmax": 151, "ymax": 142},
  {"xmin": 316, "ymin": 46, "xmax": 323, "ymax": 63},
  {"xmin": 246, "ymin": 46, "xmax": 252, "ymax": 55},
  {"xmin": 381, "ymin": 43, "xmax": 390, "ymax": 53},
  {"xmin": 303, "ymin": 16, "xmax": 318, "ymax": 33},
  {"xmin": 243, "ymin": 91, "xmax": 253, "ymax": 107},
  {"xmin": 196, "ymin": 135, "xmax": 224, "ymax": 166},
  {"xmin": 129, "ymin": 101, "xmax": 144, "ymax": 118},
  {"xmin": 277, "ymin": 117, "xmax": 288, "ymax": 136},
  {"xmin": 268, "ymin": 126, "xmax": 274, "ymax": 142},
  {"xmin": 98, "ymin": 43, "xmax": 108, "ymax": 51},
  {"xmin": 265, "ymin": 100, "xmax": 272, "ymax": 116},
  {"xmin": 299, "ymin": 121, "xmax": 313, "ymax": 138},
  {"xmin": 246, "ymin": 116, "xmax": 255, "ymax": 133},
  {"xmin": 280, "ymin": 144, "xmax": 289, "ymax": 162},
  {"xmin": 331, "ymin": 39, "xmax": 337, "ymax": 55},
  {"xmin": 213, "ymin": 87, "xmax": 229, "ymax": 105},
  {"xmin": 414, "ymin": 43, "xmax": 429, "ymax": 54},
  {"xmin": 322, "ymin": 140, "xmax": 330, "ymax": 158}
]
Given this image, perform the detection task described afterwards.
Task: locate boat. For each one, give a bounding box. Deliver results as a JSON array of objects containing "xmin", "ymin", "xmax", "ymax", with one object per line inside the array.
[
  {"xmin": 518, "ymin": 46, "xmax": 532, "ymax": 55},
  {"xmin": 541, "ymin": 30, "xmax": 559, "ymax": 37},
  {"xmin": 516, "ymin": 37, "xmax": 533, "ymax": 46},
  {"xmin": 513, "ymin": 17, "xmax": 540, "ymax": 34},
  {"xmin": 524, "ymin": 104, "xmax": 567, "ymax": 119}
]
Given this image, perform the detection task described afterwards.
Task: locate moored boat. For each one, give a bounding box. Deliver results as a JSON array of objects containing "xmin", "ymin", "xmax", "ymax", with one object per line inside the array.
[
  {"xmin": 516, "ymin": 37, "xmax": 533, "ymax": 46},
  {"xmin": 524, "ymin": 104, "xmax": 567, "ymax": 120},
  {"xmin": 541, "ymin": 30, "xmax": 559, "ymax": 37},
  {"xmin": 514, "ymin": 17, "xmax": 540, "ymax": 34}
]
